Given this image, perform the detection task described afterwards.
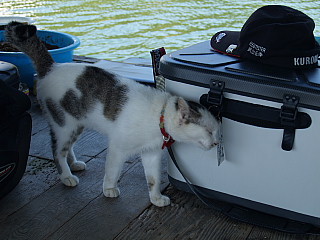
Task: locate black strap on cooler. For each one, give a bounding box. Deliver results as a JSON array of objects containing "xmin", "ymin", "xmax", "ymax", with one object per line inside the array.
[
  {"xmin": 280, "ymin": 95, "xmax": 299, "ymax": 151},
  {"xmin": 199, "ymin": 80, "xmax": 312, "ymax": 151},
  {"xmin": 167, "ymin": 146, "xmax": 320, "ymax": 235}
]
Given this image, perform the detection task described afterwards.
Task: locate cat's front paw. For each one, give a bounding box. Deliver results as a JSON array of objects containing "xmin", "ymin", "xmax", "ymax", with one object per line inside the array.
[
  {"xmin": 103, "ymin": 187, "xmax": 120, "ymax": 198},
  {"xmin": 70, "ymin": 161, "xmax": 86, "ymax": 172},
  {"xmin": 61, "ymin": 175, "xmax": 79, "ymax": 187},
  {"xmin": 151, "ymin": 195, "xmax": 171, "ymax": 207}
]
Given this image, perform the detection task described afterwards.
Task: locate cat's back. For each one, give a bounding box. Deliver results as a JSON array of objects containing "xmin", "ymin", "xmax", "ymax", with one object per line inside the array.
[
  {"xmin": 41, "ymin": 62, "xmax": 90, "ymax": 87},
  {"xmin": 37, "ymin": 62, "xmax": 88, "ymax": 99},
  {"xmin": 36, "ymin": 62, "xmax": 140, "ymax": 114}
]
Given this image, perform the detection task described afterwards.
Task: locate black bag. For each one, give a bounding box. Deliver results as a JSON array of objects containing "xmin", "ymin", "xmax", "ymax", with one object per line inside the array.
[{"xmin": 0, "ymin": 64, "xmax": 32, "ymax": 199}]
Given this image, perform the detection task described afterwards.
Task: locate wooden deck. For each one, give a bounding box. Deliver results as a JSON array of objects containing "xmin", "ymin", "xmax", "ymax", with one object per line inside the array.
[{"xmin": 1, "ymin": 58, "xmax": 320, "ymax": 240}]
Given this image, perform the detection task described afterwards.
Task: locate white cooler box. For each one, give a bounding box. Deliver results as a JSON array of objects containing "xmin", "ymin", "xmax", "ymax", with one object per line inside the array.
[{"xmin": 160, "ymin": 40, "xmax": 320, "ymax": 231}]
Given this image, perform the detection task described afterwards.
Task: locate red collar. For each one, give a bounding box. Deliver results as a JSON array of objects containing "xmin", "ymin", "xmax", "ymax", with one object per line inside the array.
[{"xmin": 159, "ymin": 104, "xmax": 175, "ymax": 149}]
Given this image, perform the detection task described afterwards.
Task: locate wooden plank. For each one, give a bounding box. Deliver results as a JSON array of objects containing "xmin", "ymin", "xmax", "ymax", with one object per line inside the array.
[
  {"xmin": 247, "ymin": 226, "xmax": 312, "ymax": 240},
  {"xmin": 0, "ymin": 154, "xmax": 95, "ymax": 223},
  {"xmin": 309, "ymin": 234, "xmax": 320, "ymax": 240},
  {"xmin": 73, "ymin": 55, "xmax": 100, "ymax": 64},
  {"xmin": 115, "ymin": 186, "xmax": 253, "ymax": 240},
  {"xmin": 0, "ymin": 153, "xmax": 168, "ymax": 240},
  {"xmin": 0, "ymin": 128, "xmax": 108, "ymax": 222},
  {"xmin": 117, "ymin": 186, "xmax": 320, "ymax": 239},
  {"xmin": 47, "ymin": 157, "xmax": 169, "ymax": 240},
  {"xmin": 0, "ymin": 155, "xmax": 60, "ymax": 220},
  {"xmin": 0, "ymin": 154, "xmax": 129, "ymax": 239},
  {"xmin": 0, "ymin": 156, "xmax": 106, "ymax": 240},
  {"xmin": 94, "ymin": 59, "xmax": 154, "ymax": 84}
]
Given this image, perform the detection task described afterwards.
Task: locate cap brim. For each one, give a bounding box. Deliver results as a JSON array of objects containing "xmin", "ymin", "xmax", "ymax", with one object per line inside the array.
[{"xmin": 211, "ymin": 31, "xmax": 241, "ymax": 57}]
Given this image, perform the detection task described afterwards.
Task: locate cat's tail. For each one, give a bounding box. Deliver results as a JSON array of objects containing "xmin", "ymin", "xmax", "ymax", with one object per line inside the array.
[{"xmin": 5, "ymin": 22, "xmax": 55, "ymax": 78}]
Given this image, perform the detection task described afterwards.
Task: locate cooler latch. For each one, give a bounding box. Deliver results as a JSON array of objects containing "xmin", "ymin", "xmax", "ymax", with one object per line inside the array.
[
  {"xmin": 280, "ymin": 94, "xmax": 299, "ymax": 151},
  {"xmin": 206, "ymin": 80, "xmax": 225, "ymax": 118}
]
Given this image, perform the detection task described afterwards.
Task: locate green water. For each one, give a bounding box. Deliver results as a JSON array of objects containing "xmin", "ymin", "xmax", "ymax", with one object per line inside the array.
[{"xmin": 1, "ymin": 0, "xmax": 319, "ymax": 61}]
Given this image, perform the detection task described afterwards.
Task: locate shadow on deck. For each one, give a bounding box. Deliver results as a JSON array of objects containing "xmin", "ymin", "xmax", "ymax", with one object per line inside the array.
[{"xmin": 0, "ymin": 58, "xmax": 319, "ymax": 240}]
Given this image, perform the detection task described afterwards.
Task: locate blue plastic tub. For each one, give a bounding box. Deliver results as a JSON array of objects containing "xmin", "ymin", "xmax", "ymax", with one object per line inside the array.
[{"xmin": 0, "ymin": 30, "xmax": 80, "ymax": 87}]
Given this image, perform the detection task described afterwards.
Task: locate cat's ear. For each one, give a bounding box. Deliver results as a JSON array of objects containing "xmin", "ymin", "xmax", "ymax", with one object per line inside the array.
[
  {"xmin": 177, "ymin": 97, "xmax": 190, "ymax": 125},
  {"xmin": 15, "ymin": 24, "xmax": 37, "ymax": 40}
]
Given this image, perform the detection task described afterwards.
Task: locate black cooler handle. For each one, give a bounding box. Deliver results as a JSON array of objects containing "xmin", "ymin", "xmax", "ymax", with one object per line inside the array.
[{"xmin": 199, "ymin": 80, "xmax": 312, "ymax": 151}]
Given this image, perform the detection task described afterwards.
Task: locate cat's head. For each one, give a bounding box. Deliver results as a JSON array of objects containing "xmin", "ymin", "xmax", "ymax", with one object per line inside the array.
[{"xmin": 166, "ymin": 97, "xmax": 220, "ymax": 150}]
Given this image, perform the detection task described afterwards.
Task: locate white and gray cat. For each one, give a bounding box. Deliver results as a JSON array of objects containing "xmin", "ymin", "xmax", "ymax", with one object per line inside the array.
[{"xmin": 5, "ymin": 22, "xmax": 220, "ymax": 207}]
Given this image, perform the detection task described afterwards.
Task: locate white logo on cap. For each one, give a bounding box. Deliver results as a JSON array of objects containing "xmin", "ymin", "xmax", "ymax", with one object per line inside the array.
[
  {"xmin": 247, "ymin": 41, "xmax": 266, "ymax": 57},
  {"xmin": 294, "ymin": 55, "xmax": 318, "ymax": 66},
  {"xmin": 226, "ymin": 44, "xmax": 237, "ymax": 53},
  {"xmin": 215, "ymin": 32, "xmax": 226, "ymax": 43}
]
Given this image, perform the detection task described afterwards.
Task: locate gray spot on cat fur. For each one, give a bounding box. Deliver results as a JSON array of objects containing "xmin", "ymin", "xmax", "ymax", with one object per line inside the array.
[
  {"xmin": 62, "ymin": 126, "xmax": 84, "ymax": 158},
  {"xmin": 176, "ymin": 100, "xmax": 203, "ymax": 124},
  {"xmin": 60, "ymin": 66, "xmax": 128, "ymax": 121},
  {"xmin": 51, "ymin": 126, "xmax": 84, "ymax": 174},
  {"xmin": 60, "ymin": 89, "xmax": 86, "ymax": 120},
  {"xmin": 50, "ymin": 129, "xmax": 61, "ymax": 174},
  {"xmin": 147, "ymin": 176, "xmax": 155, "ymax": 191},
  {"xmin": 46, "ymin": 98, "xmax": 65, "ymax": 126}
]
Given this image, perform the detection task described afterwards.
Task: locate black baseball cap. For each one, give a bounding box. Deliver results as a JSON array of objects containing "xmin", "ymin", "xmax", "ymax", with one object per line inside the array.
[{"xmin": 211, "ymin": 5, "xmax": 320, "ymax": 68}]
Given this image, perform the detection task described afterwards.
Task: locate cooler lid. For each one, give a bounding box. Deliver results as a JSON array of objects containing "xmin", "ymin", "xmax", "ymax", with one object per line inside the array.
[
  {"xmin": 170, "ymin": 41, "xmax": 240, "ymax": 67},
  {"xmin": 160, "ymin": 41, "xmax": 320, "ymax": 110}
]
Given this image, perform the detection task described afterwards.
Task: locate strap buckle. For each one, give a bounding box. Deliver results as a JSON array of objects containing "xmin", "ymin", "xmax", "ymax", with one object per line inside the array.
[
  {"xmin": 280, "ymin": 95, "xmax": 299, "ymax": 127},
  {"xmin": 206, "ymin": 80, "xmax": 225, "ymax": 118},
  {"xmin": 207, "ymin": 80, "xmax": 224, "ymax": 106},
  {"xmin": 280, "ymin": 95, "xmax": 299, "ymax": 151}
]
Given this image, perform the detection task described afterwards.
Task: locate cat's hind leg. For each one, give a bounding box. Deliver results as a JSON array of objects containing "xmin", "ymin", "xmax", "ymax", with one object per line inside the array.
[
  {"xmin": 68, "ymin": 148, "xmax": 86, "ymax": 172},
  {"xmin": 103, "ymin": 145, "xmax": 127, "ymax": 198},
  {"xmin": 51, "ymin": 126, "xmax": 85, "ymax": 187},
  {"xmin": 66, "ymin": 127, "xmax": 86, "ymax": 172},
  {"xmin": 141, "ymin": 150, "xmax": 170, "ymax": 207}
]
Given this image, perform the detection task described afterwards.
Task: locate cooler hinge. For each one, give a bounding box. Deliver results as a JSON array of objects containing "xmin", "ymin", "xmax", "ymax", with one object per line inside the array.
[{"xmin": 280, "ymin": 94, "xmax": 299, "ymax": 151}]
